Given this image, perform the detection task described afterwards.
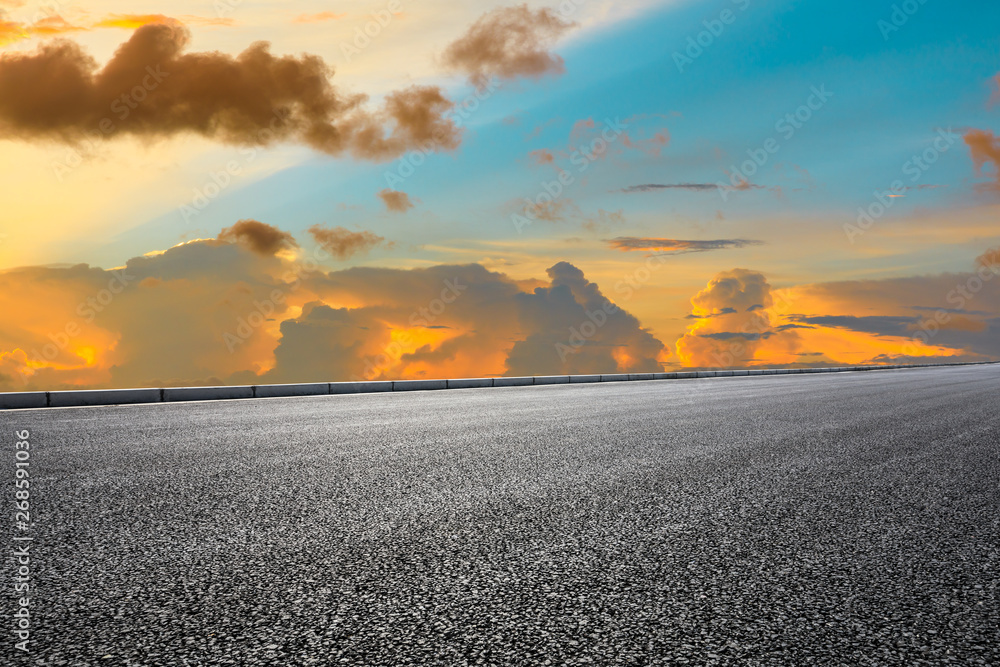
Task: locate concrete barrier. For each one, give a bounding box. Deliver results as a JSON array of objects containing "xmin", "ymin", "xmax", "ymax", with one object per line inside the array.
[
  {"xmin": 255, "ymin": 383, "xmax": 329, "ymax": 398},
  {"xmin": 163, "ymin": 386, "xmax": 254, "ymax": 403},
  {"xmin": 2, "ymin": 361, "xmax": 994, "ymax": 410},
  {"xmin": 49, "ymin": 388, "xmax": 161, "ymax": 408},
  {"xmin": 393, "ymin": 379, "xmax": 448, "ymax": 392},
  {"xmin": 447, "ymin": 378, "xmax": 494, "ymax": 390},
  {"xmin": 0, "ymin": 392, "xmax": 48, "ymax": 410},
  {"xmin": 330, "ymin": 381, "xmax": 391, "ymax": 394},
  {"xmin": 494, "ymin": 376, "xmax": 533, "ymax": 387}
]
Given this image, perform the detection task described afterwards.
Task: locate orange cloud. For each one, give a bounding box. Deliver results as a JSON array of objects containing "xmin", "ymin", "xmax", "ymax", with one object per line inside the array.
[
  {"xmin": 0, "ymin": 24, "xmax": 461, "ymax": 161},
  {"xmin": 672, "ymin": 257, "xmax": 1000, "ymax": 369},
  {"xmin": 676, "ymin": 269, "xmax": 783, "ymax": 367},
  {"xmin": 0, "ymin": 227, "xmax": 665, "ymax": 391},
  {"xmin": 218, "ymin": 220, "xmax": 298, "ymax": 256},
  {"xmin": 528, "ymin": 148, "xmax": 555, "ymax": 165},
  {"xmin": 308, "ymin": 225, "xmax": 390, "ymax": 260},
  {"xmin": 3, "ymin": 223, "xmax": 996, "ymax": 391},
  {"xmin": 377, "ymin": 189, "xmax": 415, "ymax": 213},
  {"xmin": 582, "ymin": 209, "xmax": 625, "ymax": 232},
  {"xmin": 293, "ymin": 12, "xmax": 346, "ymax": 24},
  {"xmin": 442, "ymin": 4, "xmax": 576, "ymax": 87},
  {"xmin": 622, "ymin": 129, "xmax": 669, "ymax": 156},
  {"xmin": 964, "ymin": 129, "xmax": 1000, "ymax": 191},
  {"xmin": 93, "ymin": 14, "xmax": 175, "ymax": 30},
  {"xmin": 978, "ymin": 247, "xmax": 1000, "ymax": 269},
  {"xmin": 0, "ymin": 14, "xmax": 84, "ymax": 46},
  {"xmin": 515, "ymin": 197, "xmax": 577, "ymax": 222},
  {"xmin": 542, "ymin": 116, "xmax": 673, "ymax": 166}
]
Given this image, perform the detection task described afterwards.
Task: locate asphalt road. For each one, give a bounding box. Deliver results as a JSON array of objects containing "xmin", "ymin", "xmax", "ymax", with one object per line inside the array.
[{"xmin": 3, "ymin": 365, "xmax": 999, "ymax": 666}]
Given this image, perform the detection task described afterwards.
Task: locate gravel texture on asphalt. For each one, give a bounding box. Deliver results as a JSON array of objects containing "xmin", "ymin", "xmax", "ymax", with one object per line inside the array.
[{"xmin": 2, "ymin": 365, "xmax": 999, "ymax": 666}]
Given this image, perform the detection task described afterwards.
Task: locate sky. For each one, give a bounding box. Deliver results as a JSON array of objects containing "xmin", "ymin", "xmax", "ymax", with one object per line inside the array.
[{"xmin": 0, "ymin": 0, "xmax": 998, "ymax": 390}]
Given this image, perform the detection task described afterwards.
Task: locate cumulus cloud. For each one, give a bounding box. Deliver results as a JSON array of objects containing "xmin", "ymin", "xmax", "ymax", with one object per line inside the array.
[
  {"xmin": 964, "ymin": 129, "xmax": 1000, "ymax": 191},
  {"xmin": 690, "ymin": 270, "xmax": 772, "ymax": 318},
  {"xmin": 607, "ymin": 238, "xmax": 763, "ymax": 255},
  {"xmin": 377, "ymin": 188, "xmax": 415, "ymax": 213},
  {"xmin": 505, "ymin": 262, "xmax": 667, "ymax": 375},
  {"xmin": 262, "ymin": 260, "xmax": 667, "ymax": 382},
  {"xmin": 0, "ymin": 238, "xmax": 295, "ymax": 390},
  {"xmin": 218, "ymin": 219, "xmax": 297, "ymax": 256},
  {"xmin": 0, "ymin": 230, "xmax": 668, "ymax": 390},
  {"xmin": 442, "ymin": 4, "xmax": 575, "ymax": 87},
  {"xmin": 676, "ymin": 269, "xmax": 788, "ymax": 367},
  {"xmin": 0, "ymin": 23, "xmax": 461, "ymax": 160},
  {"xmin": 308, "ymin": 225, "xmax": 389, "ymax": 260}
]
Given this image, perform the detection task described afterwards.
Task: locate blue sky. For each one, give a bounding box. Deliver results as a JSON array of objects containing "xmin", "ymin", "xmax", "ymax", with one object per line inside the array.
[{"xmin": 96, "ymin": 0, "xmax": 998, "ymax": 274}]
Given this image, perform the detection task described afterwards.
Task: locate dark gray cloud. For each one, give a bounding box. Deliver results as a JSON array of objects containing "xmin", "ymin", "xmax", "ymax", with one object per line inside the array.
[
  {"xmin": 910, "ymin": 306, "xmax": 991, "ymax": 315},
  {"xmin": 505, "ymin": 262, "xmax": 667, "ymax": 375},
  {"xmin": 790, "ymin": 315, "xmax": 920, "ymax": 336},
  {"xmin": 618, "ymin": 183, "xmax": 718, "ymax": 193},
  {"xmin": 698, "ymin": 332, "xmax": 774, "ymax": 341},
  {"xmin": 607, "ymin": 237, "xmax": 763, "ymax": 255}
]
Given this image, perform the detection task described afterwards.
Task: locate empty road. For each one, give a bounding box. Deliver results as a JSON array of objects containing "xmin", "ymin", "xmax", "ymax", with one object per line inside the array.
[{"xmin": 3, "ymin": 365, "xmax": 999, "ymax": 665}]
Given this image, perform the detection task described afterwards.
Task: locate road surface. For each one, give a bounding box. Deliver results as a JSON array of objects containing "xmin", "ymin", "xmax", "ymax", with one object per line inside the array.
[{"xmin": 3, "ymin": 365, "xmax": 999, "ymax": 665}]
